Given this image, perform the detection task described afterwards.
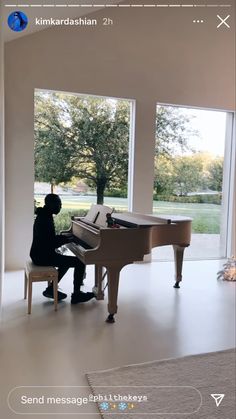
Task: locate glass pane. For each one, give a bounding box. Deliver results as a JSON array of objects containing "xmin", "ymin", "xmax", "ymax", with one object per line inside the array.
[
  {"xmin": 34, "ymin": 90, "xmax": 131, "ymax": 232},
  {"xmin": 153, "ymin": 105, "xmax": 229, "ymax": 260}
]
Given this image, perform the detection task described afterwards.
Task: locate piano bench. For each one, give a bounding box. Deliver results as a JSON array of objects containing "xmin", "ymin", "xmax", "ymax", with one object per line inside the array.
[{"xmin": 24, "ymin": 261, "xmax": 58, "ymax": 314}]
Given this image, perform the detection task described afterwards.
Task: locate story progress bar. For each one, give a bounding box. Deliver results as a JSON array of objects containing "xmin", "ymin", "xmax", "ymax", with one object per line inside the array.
[{"xmin": 4, "ymin": 4, "xmax": 233, "ymax": 8}]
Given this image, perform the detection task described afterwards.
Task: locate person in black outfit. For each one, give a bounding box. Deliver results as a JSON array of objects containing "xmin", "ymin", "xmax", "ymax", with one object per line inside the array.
[{"xmin": 30, "ymin": 194, "xmax": 94, "ymax": 304}]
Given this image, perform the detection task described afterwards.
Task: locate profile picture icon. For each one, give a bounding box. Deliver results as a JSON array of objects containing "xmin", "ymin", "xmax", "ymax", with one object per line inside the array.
[{"xmin": 8, "ymin": 11, "xmax": 28, "ymax": 32}]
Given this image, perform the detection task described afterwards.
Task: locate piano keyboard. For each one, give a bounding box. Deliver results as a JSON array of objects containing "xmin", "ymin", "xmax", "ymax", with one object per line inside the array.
[{"xmin": 70, "ymin": 237, "xmax": 93, "ymax": 250}]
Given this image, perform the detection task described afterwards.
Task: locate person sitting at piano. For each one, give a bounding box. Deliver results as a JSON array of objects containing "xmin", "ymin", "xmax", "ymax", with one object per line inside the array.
[{"xmin": 30, "ymin": 193, "xmax": 95, "ymax": 304}]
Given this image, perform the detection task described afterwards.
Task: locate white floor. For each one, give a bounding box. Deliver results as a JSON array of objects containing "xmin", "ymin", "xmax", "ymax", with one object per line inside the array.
[{"xmin": 0, "ymin": 260, "xmax": 235, "ymax": 418}]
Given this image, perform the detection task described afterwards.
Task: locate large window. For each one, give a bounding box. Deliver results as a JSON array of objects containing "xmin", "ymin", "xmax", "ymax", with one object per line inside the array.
[
  {"xmin": 34, "ymin": 89, "xmax": 133, "ymax": 232},
  {"xmin": 153, "ymin": 105, "xmax": 233, "ymax": 260}
]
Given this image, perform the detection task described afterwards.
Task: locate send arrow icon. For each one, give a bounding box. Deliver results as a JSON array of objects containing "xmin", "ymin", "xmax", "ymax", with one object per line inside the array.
[{"xmin": 210, "ymin": 394, "xmax": 225, "ymax": 407}]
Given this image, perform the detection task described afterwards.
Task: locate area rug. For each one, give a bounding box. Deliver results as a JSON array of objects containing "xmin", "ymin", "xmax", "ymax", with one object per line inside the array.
[{"xmin": 86, "ymin": 348, "xmax": 235, "ymax": 418}]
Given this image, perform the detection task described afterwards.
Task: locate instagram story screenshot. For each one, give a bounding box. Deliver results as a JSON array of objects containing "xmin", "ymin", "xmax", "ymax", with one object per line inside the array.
[{"xmin": 0, "ymin": 0, "xmax": 235, "ymax": 418}]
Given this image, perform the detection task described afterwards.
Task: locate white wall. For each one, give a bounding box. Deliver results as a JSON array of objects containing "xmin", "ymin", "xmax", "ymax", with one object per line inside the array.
[
  {"xmin": 5, "ymin": 3, "xmax": 235, "ymax": 269},
  {"xmin": 0, "ymin": 2, "xmax": 5, "ymax": 306}
]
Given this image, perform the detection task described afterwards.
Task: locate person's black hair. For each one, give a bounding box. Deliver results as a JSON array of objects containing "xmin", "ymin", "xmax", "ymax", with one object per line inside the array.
[{"xmin": 44, "ymin": 194, "xmax": 61, "ymax": 206}]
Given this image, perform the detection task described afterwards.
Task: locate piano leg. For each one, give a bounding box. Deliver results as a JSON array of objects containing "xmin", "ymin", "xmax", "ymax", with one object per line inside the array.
[
  {"xmin": 93, "ymin": 265, "xmax": 105, "ymax": 300},
  {"xmin": 106, "ymin": 264, "xmax": 121, "ymax": 323},
  {"xmin": 173, "ymin": 245, "xmax": 186, "ymax": 288}
]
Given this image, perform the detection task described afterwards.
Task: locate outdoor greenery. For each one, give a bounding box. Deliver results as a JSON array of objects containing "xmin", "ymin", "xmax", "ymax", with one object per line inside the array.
[
  {"xmin": 35, "ymin": 93, "xmax": 75, "ymax": 193},
  {"xmin": 154, "ymin": 153, "xmax": 223, "ymax": 196},
  {"xmin": 53, "ymin": 209, "xmax": 87, "ymax": 234},
  {"xmin": 154, "ymin": 106, "xmax": 223, "ymax": 196},
  {"xmin": 35, "ymin": 92, "xmax": 130, "ymax": 203},
  {"xmin": 34, "ymin": 196, "xmax": 221, "ymax": 234},
  {"xmin": 153, "ymin": 193, "xmax": 221, "ymax": 205},
  {"xmin": 155, "ymin": 105, "xmax": 196, "ymax": 156}
]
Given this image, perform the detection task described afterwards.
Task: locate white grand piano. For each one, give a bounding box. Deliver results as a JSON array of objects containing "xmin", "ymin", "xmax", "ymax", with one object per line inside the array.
[{"xmin": 63, "ymin": 204, "xmax": 192, "ymax": 323}]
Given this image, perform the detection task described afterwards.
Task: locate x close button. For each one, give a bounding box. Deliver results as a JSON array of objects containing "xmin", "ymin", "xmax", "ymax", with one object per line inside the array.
[{"xmin": 217, "ymin": 15, "xmax": 230, "ymax": 29}]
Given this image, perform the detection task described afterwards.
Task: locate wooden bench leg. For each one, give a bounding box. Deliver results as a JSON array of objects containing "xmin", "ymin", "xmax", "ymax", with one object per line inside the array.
[
  {"xmin": 28, "ymin": 279, "xmax": 32, "ymax": 315},
  {"xmin": 25, "ymin": 263, "xmax": 59, "ymax": 313}
]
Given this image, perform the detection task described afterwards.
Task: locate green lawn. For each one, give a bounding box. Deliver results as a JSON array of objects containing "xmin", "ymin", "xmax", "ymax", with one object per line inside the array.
[
  {"xmin": 153, "ymin": 201, "xmax": 220, "ymax": 233},
  {"xmin": 35, "ymin": 195, "xmax": 221, "ymax": 234}
]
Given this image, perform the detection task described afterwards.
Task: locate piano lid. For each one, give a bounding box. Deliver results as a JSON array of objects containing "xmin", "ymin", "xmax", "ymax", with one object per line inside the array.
[
  {"xmin": 112, "ymin": 212, "xmax": 171, "ymax": 227},
  {"xmin": 113, "ymin": 212, "xmax": 192, "ymax": 227}
]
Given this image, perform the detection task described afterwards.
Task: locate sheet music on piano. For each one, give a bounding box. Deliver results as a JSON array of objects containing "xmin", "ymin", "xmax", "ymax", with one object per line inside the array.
[{"xmin": 83, "ymin": 204, "xmax": 113, "ymax": 227}]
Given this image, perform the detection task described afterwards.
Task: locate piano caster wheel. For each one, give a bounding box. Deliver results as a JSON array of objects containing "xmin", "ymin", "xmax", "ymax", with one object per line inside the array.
[
  {"xmin": 173, "ymin": 281, "xmax": 181, "ymax": 289},
  {"xmin": 106, "ymin": 314, "xmax": 115, "ymax": 323}
]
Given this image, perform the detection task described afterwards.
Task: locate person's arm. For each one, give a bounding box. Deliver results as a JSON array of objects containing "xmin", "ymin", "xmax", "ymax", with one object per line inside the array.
[{"xmin": 54, "ymin": 234, "xmax": 72, "ymax": 247}]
